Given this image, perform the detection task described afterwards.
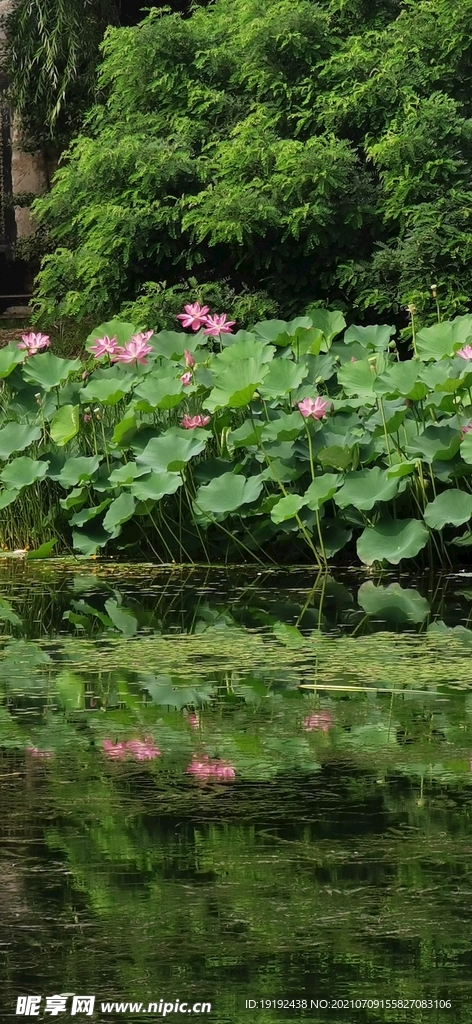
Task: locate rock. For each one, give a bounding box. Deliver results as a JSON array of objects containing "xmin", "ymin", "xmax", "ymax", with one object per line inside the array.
[{"xmin": 0, "ymin": 305, "xmax": 32, "ymax": 317}]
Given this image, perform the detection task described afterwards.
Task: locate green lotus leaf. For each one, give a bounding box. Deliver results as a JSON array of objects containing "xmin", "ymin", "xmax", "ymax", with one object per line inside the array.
[
  {"xmin": 0, "ymin": 423, "xmax": 42, "ymax": 460},
  {"xmin": 22, "ymin": 353, "xmax": 82, "ymax": 390},
  {"xmin": 130, "ymin": 471, "xmax": 183, "ymax": 502},
  {"xmin": 407, "ymin": 425, "xmax": 461, "ymax": 463},
  {"xmin": 415, "ymin": 316, "xmax": 472, "ymax": 361},
  {"xmin": 262, "ymin": 412, "xmax": 304, "ymax": 441},
  {"xmin": 304, "ymin": 473, "xmax": 342, "ymax": 510},
  {"xmin": 213, "ymin": 338, "xmax": 274, "ymax": 364},
  {"xmin": 258, "ymin": 359, "xmax": 309, "ymax": 399},
  {"xmin": 72, "ymin": 526, "xmax": 110, "ymax": 556},
  {"xmin": 357, "ymin": 581, "xmax": 430, "ymax": 623},
  {"xmin": 111, "ymin": 412, "xmax": 137, "ymax": 445},
  {"xmin": 252, "ymin": 319, "xmax": 291, "ymax": 343},
  {"xmin": 85, "ymin": 319, "xmax": 136, "ymax": 353},
  {"xmin": 0, "ymin": 342, "xmax": 27, "ymax": 378},
  {"xmin": 56, "ymin": 455, "xmax": 101, "ymax": 488},
  {"xmin": 204, "ymin": 357, "xmax": 270, "ymax": 412},
  {"xmin": 25, "ymin": 539, "xmax": 57, "ymax": 561},
  {"xmin": 357, "ymin": 518, "xmax": 429, "ymax": 566},
  {"xmin": 386, "ymin": 460, "xmax": 418, "ymax": 479},
  {"xmin": 81, "ymin": 376, "xmax": 134, "ymax": 406},
  {"xmin": 195, "ymin": 472, "xmax": 264, "ymax": 516},
  {"xmin": 423, "ymin": 489, "xmax": 472, "ymax": 530},
  {"xmin": 337, "ymin": 358, "xmax": 377, "ymax": 398},
  {"xmin": 134, "ymin": 374, "xmax": 185, "ymax": 411},
  {"xmin": 103, "ymin": 492, "xmax": 136, "ymax": 536},
  {"xmin": 261, "ymin": 458, "xmax": 303, "ymax": 483},
  {"xmin": 152, "ymin": 330, "xmax": 201, "ymax": 360},
  {"xmin": 334, "ymin": 467, "xmax": 399, "ymax": 510},
  {"xmin": 460, "ymin": 432, "xmax": 472, "ymax": 464},
  {"xmin": 365, "ymin": 399, "xmax": 408, "ymax": 437},
  {"xmin": 270, "ymin": 494, "xmax": 305, "ymax": 524},
  {"xmin": 291, "ymin": 326, "xmax": 323, "ymax": 357},
  {"xmin": 0, "ymin": 488, "xmax": 20, "ymax": 508},
  {"xmin": 70, "ymin": 500, "xmax": 112, "ymax": 527},
  {"xmin": 305, "ymin": 308, "xmax": 346, "ymax": 345},
  {"xmin": 107, "ymin": 463, "xmax": 147, "ymax": 486},
  {"xmin": 374, "ymin": 361, "xmax": 422, "ymax": 398},
  {"xmin": 0, "ymin": 456, "xmax": 49, "ymax": 489},
  {"xmin": 59, "ymin": 487, "xmax": 87, "ymax": 510},
  {"xmin": 418, "ymin": 362, "xmax": 455, "ymax": 391},
  {"xmin": 228, "ymin": 419, "xmax": 265, "ymax": 448},
  {"xmin": 137, "ymin": 428, "xmax": 207, "ymax": 473},
  {"xmin": 344, "ymin": 323, "xmax": 395, "ymax": 351},
  {"xmin": 317, "ymin": 445, "xmax": 354, "ymax": 471},
  {"xmin": 50, "ymin": 404, "xmax": 80, "ymax": 446}
]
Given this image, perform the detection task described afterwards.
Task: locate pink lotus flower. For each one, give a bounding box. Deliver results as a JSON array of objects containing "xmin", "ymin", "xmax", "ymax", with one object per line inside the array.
[
  {"xmin": 303, "ymin": 711, "xmax": 333, "ymax": 733},
  {"xmin": 184, "ymin": 349, "xmax": 196, "ymax": 368},
  {"xmin": 180, "ymin": 371, "xmax": 193, "ymax": 385},
  {"xmin": 461, "ymin": 422, "xmax": 472, "ymax": 436},
  {"xmin": 177, "ymin": 303, "xmax": 210, "ymax": 331},
  {"xmin": 89, "ymin": 335, "xmax": 119, "ymax": 358},
  {"xmin": 181, "ymin": 414, "xmax": 210, "ymax": 429},
  {"xmin": 457, "ymin": 345, "xmax": 472, "ymax": 360},
  {"xmin": 185, "ymin": 712, "xmax": 200, "ymax": 730},
  {"xmin": 102, "ymin": 738, "xmax": 161, "ymax": 761},
  {"xmin": 26, "ymin": 747, "xmax": 54, "ymax": 759},
  {"xmin": 297, "ymin": 396, "xmax": 330, "ymax": 420},
  {"xmin": 203, "ymin": 313, "xmax": 236, "ymax": 337},
  {"xmin": 111, "ymin": 333, "xmax": 153, "ymax": 365},
  {"xmin": 186, "ymin": 755, "xmax": 235, "ymax": 781},
  {"xmin": 17, "ymin": 332, "xmax": 50, "ymax": 356},
  {"xmin": 83, "ymin": 413, "xmax": 92, "ymax": 423}
]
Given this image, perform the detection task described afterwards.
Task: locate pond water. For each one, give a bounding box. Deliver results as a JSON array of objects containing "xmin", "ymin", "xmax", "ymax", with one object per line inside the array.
[{"xmin": 2, "ymin": 562, "xmax": 472, "ymax": 1023}]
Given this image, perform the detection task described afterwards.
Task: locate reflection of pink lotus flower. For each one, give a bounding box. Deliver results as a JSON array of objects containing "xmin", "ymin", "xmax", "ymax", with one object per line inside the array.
[
  {"xmin": 187, "ymin": 755, "xmax": 235, "ymax": 781},
  {"xmin": 18, "ymin": 332, "xmax": 50, "ymax": 356},
  {"xmin": 180, "ymin": 371, "xmax": 193, "ymax": 385},
  {"xmin": 203, "ymin": 313, "xmax": 236, "ymax": 337},
  {"xmin": 181, "ymin": 414, "xmax": 210, "ymax": 429},
  {"xmin": 184, "ymin": 349, "xmax": 196, "ymax": 367},
  {"xmin": 185, "ymin": 712, "xmax": 200, "ymax": 730},
  {"xmin": 89, "ymin": 335, "xmax": 119, "ymax": 358},
  {"xmin": 303, "ymin": 712, "xmax": 333, "ymax": 733},
  {"xmin": 297, "ymin": 396, "xmax": 330, "ymax": 420},
  {"xmin": 177, "ymin": 303, "xmax": 210, "ymax": 331},
  {"xmin": 102, "ymin": 738, "xmax": 161, "ymax": 761},
  {"xmin": 457, "ymin": 345, "xmax": 472, "ymax": 360},
  {"xmin": 26, "ymin": 747, "xmax": 54, "ymax": 759},
  {"xmin": 111, "ymin": 332, "xmax": 153, "ymax": 365}
]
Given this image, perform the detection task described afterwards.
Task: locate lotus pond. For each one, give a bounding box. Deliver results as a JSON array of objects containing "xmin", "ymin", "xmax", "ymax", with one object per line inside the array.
[{"xmin": 2, "ymin": 561, "xmax": 472, "ymax": 1023}]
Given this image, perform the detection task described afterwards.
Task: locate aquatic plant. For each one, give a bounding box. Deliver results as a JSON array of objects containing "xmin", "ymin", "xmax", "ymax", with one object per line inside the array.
[{"xmin": 1, "ymin": 307, "xmax": 472, "ymax": 565}]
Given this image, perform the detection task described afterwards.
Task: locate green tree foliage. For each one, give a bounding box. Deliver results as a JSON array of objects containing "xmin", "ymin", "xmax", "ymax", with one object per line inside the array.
[
  {"xmin": 1, "ymin": 0, "xmax": 119, "ymax": 154},
  {"xmin": 31, "ymin": 0, "xmax": 472, "ymax": 326}
]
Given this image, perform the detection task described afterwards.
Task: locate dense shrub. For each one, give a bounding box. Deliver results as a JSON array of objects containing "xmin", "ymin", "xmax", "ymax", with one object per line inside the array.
[{"xmin": 31, "ymin": 0, "xmax": 472, "ymax": 328}]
